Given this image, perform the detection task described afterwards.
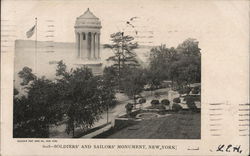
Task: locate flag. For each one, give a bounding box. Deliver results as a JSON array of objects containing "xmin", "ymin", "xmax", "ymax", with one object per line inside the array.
[{"xmin": 26, "ymin": 25, "xmax": 36, "ymax": 38}]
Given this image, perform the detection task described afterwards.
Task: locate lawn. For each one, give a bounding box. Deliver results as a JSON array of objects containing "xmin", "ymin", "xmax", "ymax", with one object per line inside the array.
[{"xmin": 103, "ymin": 112, "xmax": 200, "ymax": 139}]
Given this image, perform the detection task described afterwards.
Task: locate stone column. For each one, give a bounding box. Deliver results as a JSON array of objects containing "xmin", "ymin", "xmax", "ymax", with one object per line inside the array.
[
  {"xmin": 79, "ymin": 32, "xmax": 83, "ymax": 59},
  {"xmin": 94, "ymin": 33, "xmax": 97, "ymax": 60},
  {"xmin": 98, "ymin": 33, "xmax": 100, "ymax": 59},
  {"xmin": 81, "ymin": 32, "xmax": 87, "ymax": 59},
  {"xmin": 75, "ymin": 32, "xmax": 80, "ymax": 59},
  {"xmin": 91, "ymin": 32, "xmax": 95, "ymax": 59},
  {"xmin": 86, "ymin": 32, "xmax": 90, "ymax": 59},
  {"xmin": 95, "ymin": 33, "xmax": 98, "ymax": 59},
  {"xmin": 93, "ymin": 33, "xmax": 95, "ymax": 59}
]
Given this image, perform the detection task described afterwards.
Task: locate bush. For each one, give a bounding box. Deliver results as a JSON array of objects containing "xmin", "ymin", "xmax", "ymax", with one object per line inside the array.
[
  {"xmin": 139, "ymin": 98, "xmax": 146, "ymax": 104},
  {"xmin": 125, "ymin": 103, "xmax": 133, "ymax": 111},
  {"xmin": 178, "ymin": 87, "xmax": 191, "ymax": 95},
  {"xmin": 125, "ymin": 103, "xmax": 134, "ymax": 116},
  {"xmin": 161, "ymin": 99, "xmax": 170, "ymax": 106},
  {"xmin": 155, "ymin": 104, "xmax": 166, "ymax": 111},
  {"xmin": 151, "ymin": 100, "xmax": 160, "ymax": 106},
  {"xmin": 172, "ymin": 103, "xmax": 182, "ymax": 112},
  {"xmin": 154, "ymin": 92, "xmax": 161, "ymax": 98},
  {"xmin": 191, "ymin": 87, "xmax": 200, "ymax": 94},
  {"xmin": 185, "ymin": 96, "xmax": 197, "ymax": 112},
  {"xmin": 173, "ymin": 97, "xmax": 181, "ymax": 103},
  {"xmin": 149, "ymin": 104, "xmax": 165, "ymax": 111}
]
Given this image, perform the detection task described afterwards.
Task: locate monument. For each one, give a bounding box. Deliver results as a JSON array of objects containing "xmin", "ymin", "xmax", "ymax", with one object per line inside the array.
[{"xmin": 74, "ymin": 8, "xmax": 103, "ymax": 75}]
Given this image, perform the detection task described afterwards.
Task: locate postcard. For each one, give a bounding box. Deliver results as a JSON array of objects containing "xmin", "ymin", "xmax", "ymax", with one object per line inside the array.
[{"xmin": 1, "ymin": 0, "xmax": 249, "ymax": 155}]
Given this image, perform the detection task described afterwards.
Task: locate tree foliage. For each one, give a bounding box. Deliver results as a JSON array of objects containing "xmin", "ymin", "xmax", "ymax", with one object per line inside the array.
[
  {"xmin": 13, "ymin": 76, "xmax": 63, "ymax": 138},
  {"xmin": 172, "ymin": 103, "xmax": 182, "ymax": 112},
  {"xmin": 104, "ymin": 32, "xmax": 139, "ymax": 89},
  {"xmin": 102, "ymin": 66, "xmax": 118, "ymax": 88},
  {"xmin": 185, "ymin": 96, "xmax": 197, "ymax": 112},
  {"xmin": 55, "ymin": 61, "xmax": 116, "ymax": 137},
  {"xmin": 121, "ymin": 67, "xmax": 146, "ymax": 105},
  {"xmin": 151, "ymin": 99, "xmax": 160, "ymax": 106},
  {"xmin": 173, "ymin": 97, "xmax": 181, "ymax": 103},
  {"xmin": 14, "ymin": 61, "xmax": 116, "ymax": 138},
  {"xmin": 161, "ymin": 99, "xmax": 170, "ymax": 106},
  {"xmin": 104, "ymin": 32, "xmax": 139, "ymax": 68},
  {"xmin": 18, "ymin": 67, "xmax": 36, "ymax": 86},
  {"xmin": 148, "ymin": 38, "xmax": 201, "ymax": 89}
]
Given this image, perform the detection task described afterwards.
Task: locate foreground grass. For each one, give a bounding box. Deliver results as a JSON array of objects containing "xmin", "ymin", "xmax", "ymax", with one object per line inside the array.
[{"xmin": 106, "ymin": 112, "xmax": 200, "ymax": 139}]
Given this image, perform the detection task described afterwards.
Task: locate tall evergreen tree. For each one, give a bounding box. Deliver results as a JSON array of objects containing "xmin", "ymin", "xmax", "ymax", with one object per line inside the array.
[{"xmin": 104, "ymin": 32, "xmax": 139, "ymax": 89}]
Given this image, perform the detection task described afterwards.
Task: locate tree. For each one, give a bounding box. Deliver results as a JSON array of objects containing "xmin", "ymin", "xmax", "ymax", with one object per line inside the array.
[
  {"xmin": 144, "ymin": 68, "xmax": 161, "ymax": 93},
  {"xmin": 55, "ymin": 61, "xmax": 115, "ymax": 137},
  {"xmin": 14, "ymin": 62, "xmax": 116, "ymax": 138},
  {"xmin": 173, "ymin": 97, "xmax": 181, "ymax": 103},
  {"xmin": 13, "ymin": 72, "xmax": 63, "ymax": 138},
  {"xmin": 125, "ymin": 103, "xmax": 133, "ymax": 117},
  {"xmin": 151, "ymin": 99, "xmax": 160, "ymax": 106},
  {"xmin": 185, "ymin": 96, "xmax": 197, "ymax": 112},
  {"xmin": 139, "ymin": 98, "xmax": 146, "ymax": 104},
  {"xmin": 104, "ymin": 32, "xmax": 139, "ymax": 89},
  {"xmin": 148, "ymin": 39, "xmax": 201, "ymax": 90},
  {"xmin": 172, "ymin": 103, "xmax": 182, "ymax": 112},
  {"xmin": 161, "ymin": 99, "xmax": 170, "ymax": 106},
  {"xmin": 149, "ymin": 45, "xmax": 178, "ymax": 82},
  {"xmin": 161, "ymin": 99, "xmax": 170, "ymax": 110},
  {"xmin": 176, "ymin": 38, "xmax": 201, "ymax": 56},
  {"xmin": 18, "ymin": 66, "xmax": 36, "ymax": 86},
  {"xmin": 170, "ymin": 55, "xmax": 201, "ymax": 87},
  {"xmin": 98, "ymin": 70, "xmax": 117, "ymax": 123},
  {"xmin": 121, "ymin": 68, "xmax": 146, "ymax": 106},
  {"xmin": 175, "ymin": 38, "xmax": 201, "ymax": 86},
  {"xmin": 102, "ymin": 66, "xmax": 118, "ymax": 89},
  {"xmin": 14, "ymin": 88, "xmax": 19, "ymax": 96}
]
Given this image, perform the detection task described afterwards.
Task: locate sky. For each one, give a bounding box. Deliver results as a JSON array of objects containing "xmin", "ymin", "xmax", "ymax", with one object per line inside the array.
[{"xmin": 2, "ymin": 0, "xmax": 248, "ymax": 47}]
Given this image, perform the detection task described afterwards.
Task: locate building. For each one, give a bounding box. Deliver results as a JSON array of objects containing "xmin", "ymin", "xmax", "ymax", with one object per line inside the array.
[
  {"xmin": 75, "ymin": 8, "xmax": 101, "ymax": 60},
  {"xmin": 74, "ymin": 8, "xmax": 103, "ymax": 73}
]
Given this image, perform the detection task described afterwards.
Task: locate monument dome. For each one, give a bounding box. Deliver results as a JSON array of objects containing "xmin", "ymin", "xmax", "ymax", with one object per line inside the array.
[{"xmin": 75, "ymin": 8, "xmax": 102, "ymax": 29}]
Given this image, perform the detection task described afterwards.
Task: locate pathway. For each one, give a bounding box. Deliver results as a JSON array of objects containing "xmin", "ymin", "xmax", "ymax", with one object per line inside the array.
[{"xmin": 49, "ymin": 88, "xmax": 170, "ymax": 138}]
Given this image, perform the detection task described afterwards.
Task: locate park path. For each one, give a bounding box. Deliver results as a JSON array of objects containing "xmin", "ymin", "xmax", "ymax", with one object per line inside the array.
[
  {"xmin": 92, "ymin": 88, "xmax": 170, "ymax": 128},
  {"xmin": 49, "ymin": 88, "xmax": 170, "ymax": 138}
]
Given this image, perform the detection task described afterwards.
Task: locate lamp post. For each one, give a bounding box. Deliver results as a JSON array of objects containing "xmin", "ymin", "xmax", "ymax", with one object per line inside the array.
[{"xmin": 107, "ymin": 101, "xmax": 109, "ymax": 124}]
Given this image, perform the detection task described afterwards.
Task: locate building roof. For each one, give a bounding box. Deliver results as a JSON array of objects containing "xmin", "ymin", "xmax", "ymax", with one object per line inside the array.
[
  {"xmin": 78, "ymin": 8, "xmax": 98, "ymax": 19},
  {"xmin": 75, "ymin": 8, "xmax": 102, "ymax": 29}
]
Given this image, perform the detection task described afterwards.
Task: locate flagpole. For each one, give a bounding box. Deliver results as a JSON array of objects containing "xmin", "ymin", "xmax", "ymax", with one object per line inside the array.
[{"xmin": 35, "ymin": 17, "xmax": 37, "ymax": 77}]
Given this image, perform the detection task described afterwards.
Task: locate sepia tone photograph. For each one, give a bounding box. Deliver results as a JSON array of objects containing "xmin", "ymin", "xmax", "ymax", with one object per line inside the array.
[
  {"xmin": 12, "ymin": 1, "xmax": 203, "ymax": 139},
  {"xmin": 1, "ymin": 0, "xmax": 249, "ymax": 155}
]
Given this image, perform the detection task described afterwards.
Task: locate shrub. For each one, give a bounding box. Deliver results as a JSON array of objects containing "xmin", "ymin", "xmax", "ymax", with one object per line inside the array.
[
  {"xmin": 172, "ymin": 103, "xmax": 182, "ymax": 112},
  {"xmin": 178, "ymin": 87, "xmax": 191, "ymax": 95},
  {"xmin": 139, "ymin": 98, "xmax": 146, "ymax": 104},
  {"xmin": 154, "ymin": 92, "xmax": 161, "ymax": 98},
  {"xmin": 191, "ymin": 87, "xmax": 200, "ymax": 94},
  {"xmin": 173, "ymin": 97, "xmax": 181, "ymax": 103},
  {"xmin": 161, "ymin": 99, "xmax": 170, "ymax": 106},
  {"xmin": 185, "ymin": 87, "xmax": 191, "ymax": 94},
  {"xmin": 155, "ymin": 104, "xmax": 166, "ymax": 111},
  {"xmin": 151, "ymin": 99, "xmax": 160, "ymax": 106},
  {"xmin": 185, "ymin": 96, "xmax": 197, "ymax": 112},
  {"xmin": 125, "ymin": 103, "xmax": 133, "ymax": 115}
]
